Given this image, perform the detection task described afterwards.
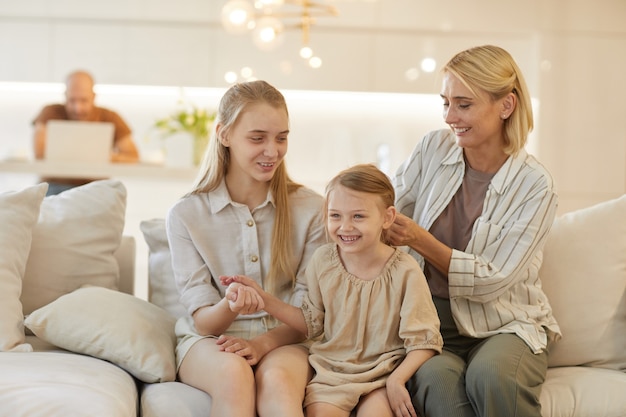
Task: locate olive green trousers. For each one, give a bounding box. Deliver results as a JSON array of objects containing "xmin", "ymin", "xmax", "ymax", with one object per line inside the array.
[{"xmin": 407, "ymin": 297, "xmax": 548, "ymax": 417}]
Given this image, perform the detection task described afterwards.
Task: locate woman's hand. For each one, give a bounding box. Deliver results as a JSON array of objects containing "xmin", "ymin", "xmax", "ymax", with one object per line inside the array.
[
  {"xmin": 216, "ymin": 335, "xmax": 262, "ymax": 365},
  {"xmin": 387, "ymin": 212, "xmax": 423, "ymax": 248},
  {"xmin": 386, "ymin": 376, "xmax": 418, "ymax": 417},
  {"xmin": 223, "ymin": 280, "xmax": 265, "ymax": 315}
]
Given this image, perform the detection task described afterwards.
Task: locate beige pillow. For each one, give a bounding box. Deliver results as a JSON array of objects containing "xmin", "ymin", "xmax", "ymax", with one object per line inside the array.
[
  {"xmin": 21, "ymin": 180, "xmax": 126, "ymax": 315},
  {"xmin": 540, "ymin": 195, "xmax": 626, "ymax": 371},
  {"xmin": 0, "ymin": 183, "xmax": 48, "ymax": 352},
  {"xmin": 140, "ymin": 218, "xmax": 187, "ymax": 319},
  {"xmin": 25, "ymin": 286, "xmax": 177, "ymax": 383}
]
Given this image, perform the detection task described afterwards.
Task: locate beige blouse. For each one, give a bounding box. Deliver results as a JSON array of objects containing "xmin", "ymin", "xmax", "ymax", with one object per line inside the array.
[{"xmin": 301, "ymin": 243, "xmax": 443, "ymax": 407}]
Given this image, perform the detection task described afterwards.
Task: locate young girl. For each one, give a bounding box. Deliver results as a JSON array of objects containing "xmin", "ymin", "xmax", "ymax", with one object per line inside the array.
[
  {"xmin": 223, "ymin": 163, "xmax": 443, "ymax": 417},
  {"xmin": 166, "ymin": 80, "xmax": 327, "ymax": 417}
]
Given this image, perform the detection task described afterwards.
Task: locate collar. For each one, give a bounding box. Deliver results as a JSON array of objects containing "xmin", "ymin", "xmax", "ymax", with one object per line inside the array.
[
  {"xmin": 209, "ymin": 179, "xmax": 275, "ymax": 213},
  {"xmin": 444, "ymin": 142, "xmax": 529, "ymax": 195}
]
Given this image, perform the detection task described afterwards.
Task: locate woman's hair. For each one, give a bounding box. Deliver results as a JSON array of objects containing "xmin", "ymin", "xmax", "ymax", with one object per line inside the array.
[
  {"xmin": 325, "ymin": 163, "xmax": 395, "ymax": 242},
  {"xmin": 189, "ymin": 80, "xmax": 302, "ymax": 294},
  {"xmin": 443, "ymin": 45, "xmax": 533, "ymax": 155}
]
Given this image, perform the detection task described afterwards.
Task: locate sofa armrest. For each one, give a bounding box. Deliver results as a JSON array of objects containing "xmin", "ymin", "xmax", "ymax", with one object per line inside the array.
[{"xmin": 115, "ymin": 236, "xmax": 136, "ymax": 295}]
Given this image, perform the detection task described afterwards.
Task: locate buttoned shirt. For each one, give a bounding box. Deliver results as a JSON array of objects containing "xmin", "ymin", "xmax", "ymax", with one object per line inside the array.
[
  {"xmin": 394, "ymin": 129, "xmax": 561, "ymax": 353},
  {"xmin": 166, "ymin": 180, "xmax": 326, "ymax": 320}
]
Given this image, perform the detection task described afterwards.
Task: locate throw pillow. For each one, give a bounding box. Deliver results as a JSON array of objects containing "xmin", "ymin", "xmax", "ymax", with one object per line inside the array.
[
  {"xmin": 21, "ymin": 179, "xmax": 126, "ymax": 315},
  {"xmin": 24, "ymin": 286, "xmax": 177, "ymax": 383},
  {"xmin": 540, "ymin": 194, "xmax": 626, "ymax": 371},
  {"xmin": 0, "ymin": 183, "xmax": 48, "ymax": 352},
  {"xmin": 140, "ymin": 218, "xmax": 187, "ymax": 319}
]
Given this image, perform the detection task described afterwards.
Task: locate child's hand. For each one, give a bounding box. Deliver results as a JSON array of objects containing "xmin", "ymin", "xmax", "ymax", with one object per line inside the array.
[
  {"xmin": 223, "ymin": 282, "xmax": 265, "ymax": 315},
  {"xmin": 220, "ymin": 275, "xmax": 264, "ymax": 294},
  {"xmin": 386, "ymin": 376, "xmax": 418, "ymax": 417}
]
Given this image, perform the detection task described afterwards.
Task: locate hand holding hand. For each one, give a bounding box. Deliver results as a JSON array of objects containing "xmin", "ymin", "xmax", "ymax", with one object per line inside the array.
[
  {"xmin": 220, "ymin": 275, "xmax": 264, "ymax": 293},
  {"xmin": 223, "ymin": 281, "xmax": 265, "ymax": 315}
]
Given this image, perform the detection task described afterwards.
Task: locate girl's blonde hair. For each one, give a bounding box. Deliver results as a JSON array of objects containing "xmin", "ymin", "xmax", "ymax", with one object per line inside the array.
[
  {"xmin": 443, "ymin": 44, "xmax": 533, "ymax": 155},
  {"xmin": 325, "ymin": 163, "xmax": 395, "ymax": 243},
  {"xmin": 189, "ymin": 80, "xmax": 302, "ymax": 294}
]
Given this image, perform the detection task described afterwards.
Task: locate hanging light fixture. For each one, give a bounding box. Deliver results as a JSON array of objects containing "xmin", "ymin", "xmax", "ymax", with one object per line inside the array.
[{"xmin": 221, "ymin": 0, "xmax": 339, "ymax": 66}]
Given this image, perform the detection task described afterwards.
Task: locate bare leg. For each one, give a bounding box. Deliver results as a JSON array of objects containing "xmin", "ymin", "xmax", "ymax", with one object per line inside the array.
[
  {"xmin": 256, "ymin": 344, "xmax": 312, "ymax": 417},
  {"xmin": 178, "ymin": 337, "xmax": 256, "ymax": 417},
  {"xmin": 355, "ymin": 387, "xmax": 394, "ymax": 417},
  {"xmin": 306, "ymin": 402, "xmax": 351, "ymax": 417}
]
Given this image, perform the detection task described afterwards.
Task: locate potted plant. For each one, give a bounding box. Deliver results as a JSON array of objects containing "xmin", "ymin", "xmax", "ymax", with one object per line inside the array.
[{"xmin": 154, "ymin": 105, "xmax": 216, "ymax": 166}]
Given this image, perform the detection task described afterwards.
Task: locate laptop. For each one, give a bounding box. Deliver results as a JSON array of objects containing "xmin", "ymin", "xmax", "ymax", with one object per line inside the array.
[{"xmin": 45, "ymin": 120, "xmax": 115, "ymax": 164}]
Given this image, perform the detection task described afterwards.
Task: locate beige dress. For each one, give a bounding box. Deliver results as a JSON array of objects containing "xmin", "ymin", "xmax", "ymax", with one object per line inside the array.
[{"xmin": 301, "ymin": 243, "xmax": 443, "ymax": 410}]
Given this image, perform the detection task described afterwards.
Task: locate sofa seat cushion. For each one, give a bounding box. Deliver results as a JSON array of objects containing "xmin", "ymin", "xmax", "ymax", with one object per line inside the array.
[
  {"xmin": 0, "ymin": 349, "xmax": 137, "ymax": 417},
  {"xmin": 540, "ymin": 366, "xmax": 626, "ymax": 417},
  {"xmin": 141, "ymin": 381, "xmax": 212, "ymax": 417}
]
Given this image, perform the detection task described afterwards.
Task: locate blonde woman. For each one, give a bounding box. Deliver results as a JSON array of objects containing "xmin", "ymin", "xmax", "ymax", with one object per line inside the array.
[
  {"xmin": 389, "ymin": 45, "xmax": 562, "ymax": 417},
  {"xmin": 166, "ymin": 80, "xmax": 326, "ymax": 417}
]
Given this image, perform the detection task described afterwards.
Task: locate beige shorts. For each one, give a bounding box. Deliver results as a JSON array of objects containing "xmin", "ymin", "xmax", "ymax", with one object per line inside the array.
[{"xmin": 175, "ymin": 315, "xmax": 273, "ymax": 370}]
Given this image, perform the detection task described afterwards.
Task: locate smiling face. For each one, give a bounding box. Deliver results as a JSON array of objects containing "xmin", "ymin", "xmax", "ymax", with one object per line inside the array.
[
  {"xmin": 440, "ymin": 71, "xmax": 512, "ymax": 154},
  {"xmin": 221, "ymin": 101, "xmax": 289, "ymax": 187},
  {"xmin": 326, "ymin": 185, "xmax": 394, "ymax": 255}
]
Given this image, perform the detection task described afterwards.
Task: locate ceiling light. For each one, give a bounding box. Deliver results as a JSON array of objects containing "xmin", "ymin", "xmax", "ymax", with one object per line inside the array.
[
  {"xmin": 221, "ymin": 0, "xmax": 339, "ymax": 65},
  {"xmin": 420, "ymin": 57, "xmax": 437, "ymax": 73}
]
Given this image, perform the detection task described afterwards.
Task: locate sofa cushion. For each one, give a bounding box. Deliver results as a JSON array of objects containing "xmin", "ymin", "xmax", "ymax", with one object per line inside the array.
[
  {"xmin": 141, "ymin": 382, "xmax": 212, "ymax": 417},
  {"xmin": 540, "ymin": 195, "xmax": 626, "ymax": 371},
  {"xmin": 21, "ymin": 179, "xmax": 126, "ymax": 315},
  {"xmin": 0, "ymin": 350, "xmax": 137, "ymax": 417},
  {"xmin": 140, "ymin": 218, "xmax": 187, "ymax": 319},
  {"xmin": 25, "ymin": 286, "xmax": 177, "ymax": 383},
  {"xmin": 0, "ymin": 183, "xmax": 47, "ymax": 352},
  {"xmin": 540, "ymin": 367, "xmax": 626, "ymax": 417}
]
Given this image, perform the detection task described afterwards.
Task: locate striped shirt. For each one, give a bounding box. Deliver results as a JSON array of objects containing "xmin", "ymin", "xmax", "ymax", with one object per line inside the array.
[{"xmin": 394, "ymin": 129, "xmax": 561, "ymax": 353}]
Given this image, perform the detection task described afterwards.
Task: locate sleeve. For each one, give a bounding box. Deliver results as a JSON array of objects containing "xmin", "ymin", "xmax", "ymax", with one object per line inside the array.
[
  {"xmin": 399, "ymin": 257, "xmax": 443, "ymax": 353},
  {"xmin": 448, "ymin": 173, "xmax": 558, "ymax": 302},
  {"xmin": 32, "ymin": 104, "xmax": 65, "ymax": 125},
  {"xmin": 165, "ymin": 201, "xmax": 222, "ymax": 316}
]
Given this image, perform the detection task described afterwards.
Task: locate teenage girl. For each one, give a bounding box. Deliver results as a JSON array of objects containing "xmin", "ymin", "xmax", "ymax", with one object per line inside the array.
[{"xmin": 167, "ymin": 80, "xmax": 327, "ymax": 417}]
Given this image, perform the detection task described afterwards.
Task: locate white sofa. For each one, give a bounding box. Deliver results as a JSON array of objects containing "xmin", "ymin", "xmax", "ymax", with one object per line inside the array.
[
  {"xmin": 1, "ymin": 179, "xmax": 625, "ymax": 417},
  {"xmin": 0, "ymin": 180, "xmax": 177, "ymax": 417}
]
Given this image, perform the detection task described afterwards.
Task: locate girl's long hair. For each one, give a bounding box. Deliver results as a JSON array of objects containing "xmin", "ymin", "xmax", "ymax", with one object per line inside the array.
[{"xmin": 188, "ymin": 80, "xmax": 302, "ymax": 294}]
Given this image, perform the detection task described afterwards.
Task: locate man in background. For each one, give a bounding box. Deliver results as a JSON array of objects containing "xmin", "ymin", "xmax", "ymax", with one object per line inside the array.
[{"xmin": 32, "ymin": 70, "xmax": 139, "ymax": 195}]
